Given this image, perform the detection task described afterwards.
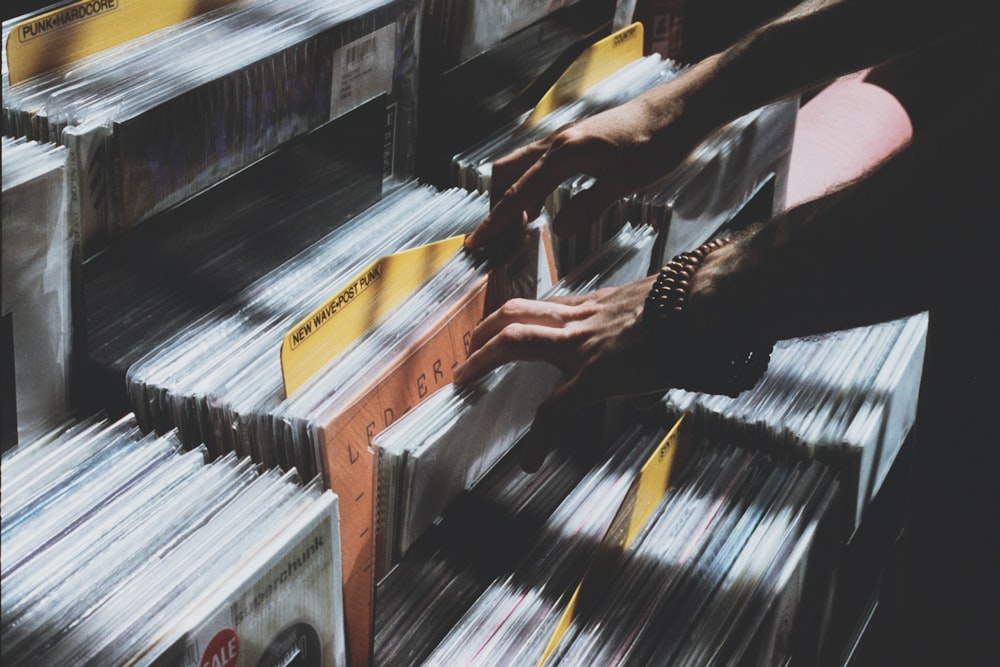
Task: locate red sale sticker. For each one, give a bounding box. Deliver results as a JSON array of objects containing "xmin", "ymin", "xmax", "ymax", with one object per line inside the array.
[{"xmin": 201, "ymin": 628, "xmax": 239, "ymax": 667}]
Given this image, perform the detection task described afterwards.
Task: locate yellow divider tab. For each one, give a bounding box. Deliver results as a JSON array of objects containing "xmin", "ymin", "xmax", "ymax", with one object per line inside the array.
[
  {"xmin": 536, "ymin": 413, "xmax": 692, "ymax": 666},
  {"xmin": 6, "ymin": 0, "xmax": 240, "ymax": 85},
  {"xmin": 280, "ymin": 236, "xmax": 466, "ymax": 397},
  {"xmin": 522, "ymin": 22, "xmax": 644, "ymax": 129}
]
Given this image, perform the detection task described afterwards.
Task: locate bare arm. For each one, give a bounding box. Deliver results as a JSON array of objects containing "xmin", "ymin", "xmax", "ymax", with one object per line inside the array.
[
  {"xmin": 455, "ymin": 0, "xmax": 994, "ymax": 470},
  {"xmin": 455, "ymin": 59, "xmax": 997, "ymax": 469},
  {"xmin": 466, "ymin": 0, "xmax": 985, "ymax": 249}
]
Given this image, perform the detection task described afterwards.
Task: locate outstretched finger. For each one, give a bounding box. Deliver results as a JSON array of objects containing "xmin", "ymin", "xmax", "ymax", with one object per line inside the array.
[
  {"xmin": 489, "ymin": 140, "xmax": 550, "ymax": 210},
  {"xmin": 469, "ymin": 298, "xmax": 577, "ymax": 353},
  {"xmin": 454, "ymin": 321, "xmax": 576, "ymax": 385},
  {"xmin": 465, "ymin": 144, "xmax": 546, "ymax": 251},
  {"xmin": 470, "ymin": 143, "xmax": 592, "ymax": 250}
]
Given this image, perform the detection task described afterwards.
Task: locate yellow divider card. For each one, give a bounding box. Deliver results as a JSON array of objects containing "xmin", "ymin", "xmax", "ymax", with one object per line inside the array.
[
  {"xmin": 319, "ymin": 275, "xmax": 488, "ymax": 667},
  {"xmin": 281, "ymin": 236, "xmax": 466, "ymax": 397},
  {"xmin": 536, "ymin": 413, "xmax": 693, "ymax": 666},
  {"xmin": 522, "ymin": 22, "xmax": 644, "ymax": 129},
  {"xmin": 6, "ymin": 0, "xmax": 240, "ymax": 85}
]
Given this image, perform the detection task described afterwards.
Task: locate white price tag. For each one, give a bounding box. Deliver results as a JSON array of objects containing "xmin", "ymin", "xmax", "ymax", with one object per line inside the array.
[{"xmin": 330, "ymin": 24, "xmax": 396, "ymax": 121}]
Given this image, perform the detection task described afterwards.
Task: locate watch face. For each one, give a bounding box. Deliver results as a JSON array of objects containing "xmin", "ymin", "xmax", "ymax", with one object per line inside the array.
[{"xmin": 256, "ymin": 622, "xmax": 322, "ymax": 667}]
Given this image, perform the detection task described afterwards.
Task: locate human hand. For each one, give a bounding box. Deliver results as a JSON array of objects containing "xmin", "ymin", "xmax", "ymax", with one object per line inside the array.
[
  {"xmin": 464, "ymin": 61, "xmax": 725, "ymax": 255},
  {"xmin": 464, "ymin": 100, "xmax": 668, "ymax": 254},
  {"xmin": 452, "ymin": 275, "xmax": 670, "ymax": 472}
]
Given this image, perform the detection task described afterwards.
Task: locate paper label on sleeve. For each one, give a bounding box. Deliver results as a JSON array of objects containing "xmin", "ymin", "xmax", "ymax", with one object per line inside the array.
[
  {"xmin": 330, "ymin": 24, "xmax": 396, "ymax": 121},
  {"xmin": 6, "ymin": 0, "xmax": 239, "ymax": 85}
]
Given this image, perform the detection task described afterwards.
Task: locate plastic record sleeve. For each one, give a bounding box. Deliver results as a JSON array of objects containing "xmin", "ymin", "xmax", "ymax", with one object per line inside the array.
[
  {"xmin": 372, "ymin": 222, "xmax": 658, "ymax": 573},
  {"xmin": 1, "ymin": 414, "xmax": 347, "ymax": 667}
]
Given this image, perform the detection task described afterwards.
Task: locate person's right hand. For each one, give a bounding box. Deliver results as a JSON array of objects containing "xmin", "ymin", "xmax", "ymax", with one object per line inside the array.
[
  {"xmin": 464, "ymin": 56, "xmax": 728, "ymax": 254},
  {"xmin": 452, "ymin": 275, "xmax": 669, "ymax": 472}
]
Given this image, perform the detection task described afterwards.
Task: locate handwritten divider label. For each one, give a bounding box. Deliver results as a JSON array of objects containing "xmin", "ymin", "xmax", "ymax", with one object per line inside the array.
[
  {"xmin": 317, "ymin": 275, "xmax": 488, "ymax": 667},
  {"xmin": 280, "ymin": 236, "xmax": 466, "ymax": 398},
  {"xmin": 6, "ymin": 0, "xmax": 240, "ymax": 85}
]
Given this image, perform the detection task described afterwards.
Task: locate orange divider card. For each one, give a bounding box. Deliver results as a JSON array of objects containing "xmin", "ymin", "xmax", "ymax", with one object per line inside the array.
[
  {"xmin": 536, "ymin": 413, "xmax": 694, "ymax": 666},
  {"xmin": 318, "ymin": 274, "xmax": 488, "ymax": 667},
  {"xmin": 280, "ymin": 236, "xmax": 466, "ymax": 398},
  {"xmin": 5, "ymin": 0, "xmax": 241, "ymax": 85},
  {"xmin": 522, "ymin": 21, "xmax": 644, "ymax": 129}
]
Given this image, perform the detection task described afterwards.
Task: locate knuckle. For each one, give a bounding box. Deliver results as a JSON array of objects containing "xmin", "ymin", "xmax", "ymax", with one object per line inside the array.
[
  {"xmin": 561, "ymin": 324, "xmax": 590, "ymax": 347},
  {"xmin": 498, "ymin": 298, "xmax": 532, "ymax": 319},
  {"xmin": 542, "ymin": 125, "xmax": 582, "ymax": 157},
  {"xmin": 503, "ymin": 180, "xmax": 523, "ymax": 201},
  {"xmin": 498, "ymin": 322, "xmax": 527, "ymax": 345},
  {"xmin": 552, "ymin": 122, "xmax": 583, "ymax": 146}
]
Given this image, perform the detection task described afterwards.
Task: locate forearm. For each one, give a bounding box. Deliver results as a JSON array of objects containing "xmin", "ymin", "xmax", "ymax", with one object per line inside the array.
[
  {"xmin": 639, "ymin": 0, "xmax": 982, "ymax": 144},
  {"xmin": 686, "ymin": 100, "xmax": 991, "ymax": 343},
  {"xmin": 690, "ymin": 189, "xmax": 928, "ymax": 343}
]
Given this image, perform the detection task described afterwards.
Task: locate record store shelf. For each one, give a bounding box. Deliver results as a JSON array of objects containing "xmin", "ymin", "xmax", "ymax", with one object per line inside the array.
[{"xmin": 2, "ymin": 1, "xmax": 924, "ymax": 666}]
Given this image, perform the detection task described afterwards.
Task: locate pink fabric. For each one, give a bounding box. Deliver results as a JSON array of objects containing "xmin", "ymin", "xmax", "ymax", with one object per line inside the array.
[{"xmin": 783, "ymin": 69, "xmax": 914, "ymax": 209}]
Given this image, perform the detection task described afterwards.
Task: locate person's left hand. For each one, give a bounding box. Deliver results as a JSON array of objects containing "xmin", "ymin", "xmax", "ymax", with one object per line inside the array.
[{"xmin": 453, "ymin": 275, "xmax": 669, "ymax": 471}]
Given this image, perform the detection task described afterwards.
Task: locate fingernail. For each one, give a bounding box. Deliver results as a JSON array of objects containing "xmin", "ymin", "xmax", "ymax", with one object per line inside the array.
[
  {"xmin": 452, "ymin": 364, "xmax": 466, "ymax": 384},
  {"xmin": 464, "ymin": 230, "xmax": 479, "ymax": 249}
]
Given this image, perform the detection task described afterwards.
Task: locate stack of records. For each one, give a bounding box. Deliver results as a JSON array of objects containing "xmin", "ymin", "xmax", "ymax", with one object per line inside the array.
[
  {"xmin": 1, "ymin": 413, "xmax": 345, "ymax": 667},
  {"xmin": 373, "ymin": 222, "xmax": 657, "ymax": 572},
  {"xmin": 426, "ymin": 0, "xmax": 594, "ymax": 68},
  {"xmin": 533, "ymin": 444, "xmax": 836, "ymax": 666},
  {"xmin": 375, "ymin": 423, "xmax": 646, "ymax": 667},
  {"xmin": 452, "ymin": 53, "xmax": 798, "ymax": 272},
  {"xmin": 122, "ymin": 184, "xmax": 552, "ymax": 666},
  {"xmin": 125, "ymin": 184, "xmax": 491, "ymax": 479},
  {"xmin": 376, "ymin": 419, "xmax": 839, "ymax": 666},
  {"xmin": 260, "ymin": 241, "xmax": 491, "ymax": 478},
  {"xmin": 82, "ymin": 114, "xmax": 386, "ymax": 413},
  {"xmin": 663, "ymin": 312, "xmax": 928, "ymax": 529},
  {"xmin": 416, "ymin": 0, "xmax": 616, "ymax": 187},
  {"xmin": 1, "ymin": 136, "xmax": 71, "ymax": 447},
  {"xmin": 3, "ymin": 0, "xmax": 419, "ymax": 254}
]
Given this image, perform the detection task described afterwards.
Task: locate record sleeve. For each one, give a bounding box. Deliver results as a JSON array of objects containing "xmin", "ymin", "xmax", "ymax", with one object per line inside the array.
[
  {"xmin": 1, "ymin": 136, "xmax": 72, "ymax": 444},
  {"xmin": 371, "ymin": 222, "xmax": 657, "ymax": 572},
  {"xmin": 4, "ymin": 0, "xmax": 420, "ymax": 253},
  {"xmin": 662, "ymin": 312, "xmax": 927, "ymax": 531},
  {"xmin": 1, "ymin": 413, "xmax": 347, "ymax": 667},
  {"xmin": 146, "ymin": 490, "xmax": 345, "ymax": 667}
]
